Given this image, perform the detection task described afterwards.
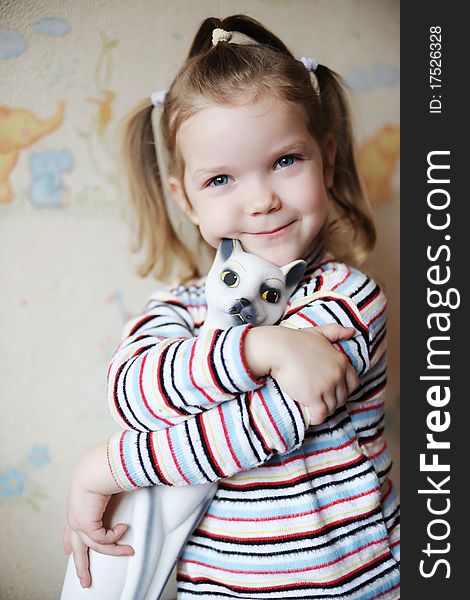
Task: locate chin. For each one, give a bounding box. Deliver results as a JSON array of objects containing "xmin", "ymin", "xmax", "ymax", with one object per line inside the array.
[{"xmin": 259, "ymin": 246, "xmax": 303, "ymax": 266}]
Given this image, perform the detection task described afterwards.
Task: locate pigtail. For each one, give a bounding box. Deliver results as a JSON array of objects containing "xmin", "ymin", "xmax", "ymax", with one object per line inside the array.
[
  {"xmin": 315, "ymin": 65, "xmax": 376, "ymax": 264},
  {"xmin": 221, "ymin": 15, "xmax": 294, "ymax": 56},
  {"xmin": 187, "ymin": 17, "xmax": 222, "ymax": 57},
  {"xmin": 122, "ymin": 100, "xmax": 199, "ymax": 281}
]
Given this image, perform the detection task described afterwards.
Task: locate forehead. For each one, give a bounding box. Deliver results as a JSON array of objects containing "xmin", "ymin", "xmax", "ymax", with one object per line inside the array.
[{"xmin": 177, "ymin": 96, "xmax": 313, "ymax": 167}]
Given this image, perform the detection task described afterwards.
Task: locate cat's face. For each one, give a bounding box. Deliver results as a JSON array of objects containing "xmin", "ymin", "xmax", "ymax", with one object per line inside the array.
[{"xmin": 204, "ymin": 239, "xmax": 307, "ymax": 329}]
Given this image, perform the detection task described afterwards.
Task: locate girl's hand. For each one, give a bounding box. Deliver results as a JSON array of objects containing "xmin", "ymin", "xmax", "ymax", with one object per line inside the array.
[
  {"xmin": 63, "ymin": 442, "xmax": 134, "ymax": 588},
  {"xmin": 245, "ymin": 324, "xmax": 359, "ymax": 424}
]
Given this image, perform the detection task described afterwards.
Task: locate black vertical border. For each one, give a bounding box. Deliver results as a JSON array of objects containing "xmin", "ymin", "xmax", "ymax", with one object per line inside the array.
[{"xmin": 401, "ymin": 3, "xmax": 466, "ymax": 597}]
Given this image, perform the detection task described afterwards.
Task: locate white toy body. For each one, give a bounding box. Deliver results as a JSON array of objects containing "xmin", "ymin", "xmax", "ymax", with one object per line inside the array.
[{"xmin": 61, "ymin": 239, "xmax": 306, "ymax": 600}]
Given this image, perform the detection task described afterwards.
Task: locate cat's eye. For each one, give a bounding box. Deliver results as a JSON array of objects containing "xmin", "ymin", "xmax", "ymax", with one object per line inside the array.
[
  {"xmin": 261, "ymin": 289, "xmax": 280, "ymax": 303},
  {"xmin": 221, "ymin": 270, "xmax": 239, "ymax": 287}
]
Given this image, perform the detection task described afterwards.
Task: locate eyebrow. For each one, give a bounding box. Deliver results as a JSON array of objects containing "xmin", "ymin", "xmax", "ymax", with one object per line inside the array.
[
  {"xmin": 193, "ymin": 166, "xmax": 229, "ymax": 182},
  {"xmin": 273, "ymin": 140, "xmax": 309, "ymax": 155}
]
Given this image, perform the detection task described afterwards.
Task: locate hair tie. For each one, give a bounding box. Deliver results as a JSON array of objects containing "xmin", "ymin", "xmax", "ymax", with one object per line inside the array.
[
  {"xmin": 300, "ymin": 56, "xmax": 319, "ymax": 73},
  {"xmin": 212, "ymin": 28, "xmax": 232, "ymax": 46},
  {"xmin": 151, "ymin": 90, "xmax": 167, "ymax": 108}
]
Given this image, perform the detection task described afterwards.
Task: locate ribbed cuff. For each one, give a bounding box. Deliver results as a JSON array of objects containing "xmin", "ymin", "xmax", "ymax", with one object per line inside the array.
[{"xmin": 106, "ymin": 431, "xmax": 139, "ymax": 492}]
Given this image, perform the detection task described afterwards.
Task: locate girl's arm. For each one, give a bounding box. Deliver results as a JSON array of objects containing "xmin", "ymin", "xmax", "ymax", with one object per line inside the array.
[
  {"xmin": 108, "ymin": 286, "xmax": 267, "ymax": 431},
  {"xmin": 284, "ymin": 263, "xmax": 395, "ymax": 486},
  {"xmin": 107, "ymin": 374, "xmax": 309, "ymax": 490},
  {"xmin": 65, "ymin": 378, "xmax": 311, "ymax": 586}
]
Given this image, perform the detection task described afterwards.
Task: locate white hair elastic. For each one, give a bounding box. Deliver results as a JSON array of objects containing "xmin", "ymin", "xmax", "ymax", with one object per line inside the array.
[
  {"xmin": 212, "ymin": 28, "xmax": 232, "ymax": 46},
  {"xmin": 300, "ymin": 56, "xmax": 319, "ymax": 73},
  {"xmin": 151, "ymin": 89, "xmax": 167, "ymax": 108}
]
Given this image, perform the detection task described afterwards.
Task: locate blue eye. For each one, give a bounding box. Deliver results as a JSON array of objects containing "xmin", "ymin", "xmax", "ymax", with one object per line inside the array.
[
  {"xmin": 276, "ymin": 155, "xmax": 298, "ymax": 169},
  {"xmin": 209, "ymin": 175, "xmax": 230, "ymax": 187}
]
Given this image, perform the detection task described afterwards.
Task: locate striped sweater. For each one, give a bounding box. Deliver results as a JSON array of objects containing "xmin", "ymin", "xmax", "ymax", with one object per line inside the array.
[{"xmin": 107, "ymin": 252, "xmax": 400, "ymax": 599}]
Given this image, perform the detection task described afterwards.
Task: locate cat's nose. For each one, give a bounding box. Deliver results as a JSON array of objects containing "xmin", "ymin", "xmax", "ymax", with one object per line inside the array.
[{"xmin": 239, "ymin": 298, "xmax": 250, "ymax": 307}]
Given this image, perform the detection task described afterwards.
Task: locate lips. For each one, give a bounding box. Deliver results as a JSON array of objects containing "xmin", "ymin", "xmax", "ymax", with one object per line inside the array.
[{"xmin": 249, "ymin": 221, "xmax": 295, "ymax": 235}]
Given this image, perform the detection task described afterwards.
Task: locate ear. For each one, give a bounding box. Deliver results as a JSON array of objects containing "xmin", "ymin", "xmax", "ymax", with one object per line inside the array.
[
  {"xmin": 322, "ymin": 134, "xmax": 337, "ymax": 190},
  {"xmin": 217, "ymin": 238, "xmax": 245, "ymax": 261},
  {"xmin": 168, "ymin": 176, "xmax": 199, "ymax": 224},
  {"xmin": 280, "ymin": 260, "xmax": 307, "ymax": 291}
]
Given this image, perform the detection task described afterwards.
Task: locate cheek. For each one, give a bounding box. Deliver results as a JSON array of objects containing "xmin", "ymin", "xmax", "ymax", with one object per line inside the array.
[
  {"xmin": 197, "ymin": 208, "xmax": 234, "ymax": 247},
  {"xmin": 298, "ymin": 185, "xmax": 329, "ymax": 218}
]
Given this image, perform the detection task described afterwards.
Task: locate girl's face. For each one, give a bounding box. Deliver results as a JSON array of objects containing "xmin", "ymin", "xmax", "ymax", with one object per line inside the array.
[{"xmin": 169, "ymin": 95, "xmax": 336, "ymax": 266}]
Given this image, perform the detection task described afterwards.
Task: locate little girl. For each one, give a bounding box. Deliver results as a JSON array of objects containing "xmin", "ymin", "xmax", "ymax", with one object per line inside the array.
[{"xmin": 64, "ymin": 14, "xmax": 400, "ymax": 599}]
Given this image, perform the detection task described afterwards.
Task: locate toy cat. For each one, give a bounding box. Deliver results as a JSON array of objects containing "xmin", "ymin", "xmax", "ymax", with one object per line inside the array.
[{"xmin": 61, "ymin": 238, "xmax": 306, "ymax": 600}]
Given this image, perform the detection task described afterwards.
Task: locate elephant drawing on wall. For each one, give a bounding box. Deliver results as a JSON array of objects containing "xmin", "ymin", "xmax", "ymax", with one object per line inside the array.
[{"xmin": 0, "ymin": 102, "xmax": 65, "ymax": 203}]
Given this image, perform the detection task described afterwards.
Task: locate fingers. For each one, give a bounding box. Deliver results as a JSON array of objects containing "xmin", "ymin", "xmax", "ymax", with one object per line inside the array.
[
  {"xmin": 86, "ymin": 522, "xmax": 130, "ymax": 546},
  {"xmin": 307, "ymin": 402, "xmax": 329, "ymax": 426},
  {"xmin": 307, "ymin": 379, "xmax": 352, "ymax": 426},
  {"xmin": 316, "ymin": 324, "xmax": 356, "ymax": 343},
  {"xmin": 79, "ymin": 530, "xmax": 134, "ymax": 557},
  {"xmin": 70, "ymin": 531, "xmax": 91, "ymax": 588},
  {"xmin": 335, "ymin": 381, "xmax": 349, "ymax": 407}
]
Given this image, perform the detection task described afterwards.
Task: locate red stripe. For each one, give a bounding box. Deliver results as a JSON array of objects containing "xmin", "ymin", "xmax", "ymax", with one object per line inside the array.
[
  {"xmin": 140, "ymin": 352, "xmax": 174, "ymax": 425},
  {"xmin": 298, "ymin": 312, "xmax": 319, "ymax": 326},
  {"xmin": 246, "ymin": 392, "xmax": 271, "ymax": 453},
  {"xmin": 149, "ymin": 433, "xmax": 172, "ymax": 485},
  {"xmin": 206, "ymin": 330, "xmax": 228, "ymax": 393},
  {"xmin": 189, "ymin": 338, "xmax": 217, "ymax": 403},
  {"xmin": 118, "ymin": 432, "xmax": 138, "ymax": 488},
  {"xmin": 366, "ymin": 441, "xmax": 387, "ymax": 460},
  {"xmin": 199, "ymin": 413, "xmax": 228, "ymax": 478},
  {"xmin": 349, "ymin": 381, "xmax": 386, "ymax": 404},
  {"xmin": 181, "ymin": 537, "xmax": 387, "ymax": 576},
  {"xmin": 206, "ymin": 486, "xmax": 379, "ymax": 523},
  {"xmin": 368, "ymin": 303, "xmax": 386, "ymax": 327},
  {"xmin": 332, "ymin": 265, "xmax": 351, "ymax": 291},
  {"xmin": 166, "ymin": 429, "xmax": 191, "ymax": 484},
  {"xmin": 239, "ymin": 325, "xmax": 265, "ymax": 383},
  {"xmin": 336, "ymin": 341, "xmax": 353, "ymax": 364},
  {"xmin": 222, "ymin": 453, "xmax": 366, "ymax": 490},
  {"xmin": 260, "ymin": 436, "xmax": 357, "ymax": 470},
  {"xmin": 218, "ymin": 405, "xmax": 243, "ymax": 470},
  {"xmin": 359, "ymin": 286, "xmax": 381, "ymax": 311},
  {"xmin": 258, "ymin": 388, "xmax": 288, "ymax": 452},
  {"xmin": 349, "ymin": 400, "xmax": 384, "ymax": 414}
]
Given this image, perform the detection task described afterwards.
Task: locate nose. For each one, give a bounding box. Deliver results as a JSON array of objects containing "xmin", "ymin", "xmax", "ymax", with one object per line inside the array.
[
  {"xmin": 246, "ymin": 186, "xmax": 281, "ymax": 215},
  {"xmin": 229, "ymin": 298, "xmax": 251, "ymax": 314}
]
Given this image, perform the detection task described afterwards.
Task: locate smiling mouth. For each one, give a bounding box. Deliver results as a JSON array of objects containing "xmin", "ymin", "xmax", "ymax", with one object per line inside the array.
[{"xmin": 249, "ymin": 221, "xmax": 295, "ymax": 235}]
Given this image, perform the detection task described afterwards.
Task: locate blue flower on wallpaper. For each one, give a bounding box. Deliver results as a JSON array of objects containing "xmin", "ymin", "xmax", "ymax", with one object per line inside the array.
[
  {"xmin": 31, "ymin": 18, "xmax": 71, "ymax": 37},
  {"xmin": 345, "ymin": 63, "xmax": 399, "ymax": 93},
  {"xmin": 0, "ymin": 468, "xmax": 27, "ymax": 497},
  {"xmin": 29, "ymin": 149, "xmax": 74, "ymax": 207},
  {"xmin": 27, "ymin": 447, "xmax": 50, "ymax": 469},
  {"xmin": 0, "ymin": 27, "xmax": 27, "ymax": 59}
]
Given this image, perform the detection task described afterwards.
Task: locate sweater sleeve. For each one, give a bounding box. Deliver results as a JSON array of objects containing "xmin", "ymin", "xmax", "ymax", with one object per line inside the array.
[
  {"xmin": 107, "ymin": 284, "xmax": 266, "ymax": 432},
  {"xmin": 280, "ymin": 261, "xmax": 393, "ymax": 486},
  {"xmin": 107, "ymin": 376, "xmax": 310, "ymax": 491}
]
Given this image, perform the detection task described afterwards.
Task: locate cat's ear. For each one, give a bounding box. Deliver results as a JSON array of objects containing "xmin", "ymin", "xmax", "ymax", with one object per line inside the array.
[
  {"xmin": 217, "ymin": 238, "xmax": 243, "ymax": 262},
  {"xmin": 280, "ymin": 260, "xmax": 307, "ymax": 291}
]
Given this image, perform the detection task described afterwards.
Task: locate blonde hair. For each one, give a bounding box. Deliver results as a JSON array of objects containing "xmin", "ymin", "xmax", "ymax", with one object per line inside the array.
[{"xmin": 122, "ymin": 14, "xmax": 375, "ymax": 282}]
